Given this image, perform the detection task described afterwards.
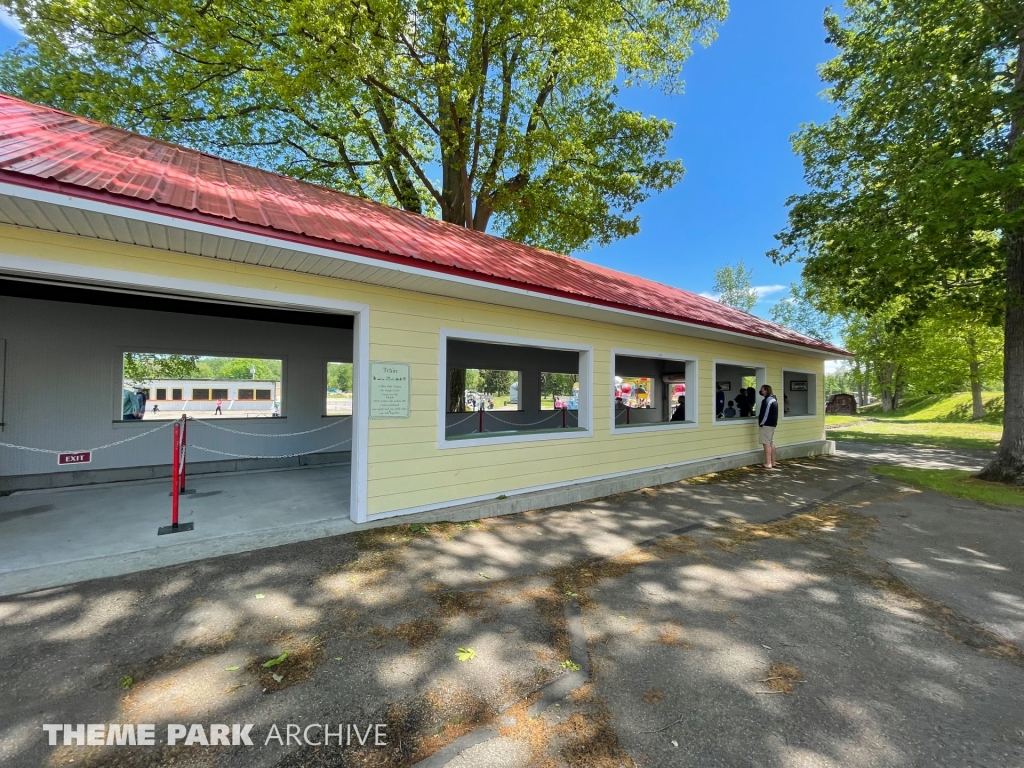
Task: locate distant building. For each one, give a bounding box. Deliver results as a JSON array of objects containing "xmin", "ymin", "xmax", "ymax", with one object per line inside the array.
[
  {"xmin": 826, "ymin": 393, "xmax": 858, "ymax": 415},
  {"xmin": 129, "ymin": 379, "xmax": 278, "ymax": 413}
]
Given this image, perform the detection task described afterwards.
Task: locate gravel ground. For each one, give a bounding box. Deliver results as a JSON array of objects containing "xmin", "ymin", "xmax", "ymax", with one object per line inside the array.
[{"xmin": 1, "ymin": 450, "xmax": 1022, "ymax": 768}]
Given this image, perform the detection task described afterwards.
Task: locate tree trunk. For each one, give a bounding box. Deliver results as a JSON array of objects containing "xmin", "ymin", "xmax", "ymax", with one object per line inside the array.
[
  {"xmin": 878, "ymin": 363, "xmax": 896, "ymax": 411},
  {"xmin": 978, "ymin": 231, "xmax": 1024, "ymax": 482},
  {"xmin": 978, "ymin": 28, "xmax": 1024, "ymax": 484},
  {"xmin": 966, "ymin": 334, "xmax": 987, "ymax": 420},
  {"xmin": 448, "ymin": 369, "xmax": 467, "ymax": 413}
]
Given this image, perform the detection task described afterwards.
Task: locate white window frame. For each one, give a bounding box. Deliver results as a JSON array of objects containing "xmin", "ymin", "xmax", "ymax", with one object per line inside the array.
[
  {"xmin": 712, "ymin": 359, "xmax": 766, "ymax": 426},
  {"xmin": 781, "ymin": 368, "xmax": 820, "ymax": 420},
  {"xmin": 438, "ymin": 328, "xmax": 593, "ymax": 449},
  {"xmin": 609, "ymin": 348, "xmax": 699, "ymax": 434}
]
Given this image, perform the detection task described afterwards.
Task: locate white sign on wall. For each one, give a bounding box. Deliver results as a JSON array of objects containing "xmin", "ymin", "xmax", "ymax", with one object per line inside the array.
[{"xmin": 369, "ymin": 362, "xmax": 411, "ymax": 419}]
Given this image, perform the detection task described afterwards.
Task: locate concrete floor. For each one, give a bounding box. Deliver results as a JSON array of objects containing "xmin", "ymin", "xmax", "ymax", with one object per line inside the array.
[{"xmin": 0, "ymin": 463, "xmax": 352, "ymax": 596}]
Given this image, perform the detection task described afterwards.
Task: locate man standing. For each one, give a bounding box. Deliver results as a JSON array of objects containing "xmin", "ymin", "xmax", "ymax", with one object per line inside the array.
[
  {"xmin": 757, "ymin": 384, "xmax": 779, "ymax": 469},
  {"xmin": 670, "ymin": 394, "xmax": 686, "ymax": 421}
]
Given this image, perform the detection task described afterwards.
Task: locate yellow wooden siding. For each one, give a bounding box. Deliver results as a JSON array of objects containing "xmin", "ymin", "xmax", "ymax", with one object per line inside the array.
[{"xmin": 0, "ymin": 224, "xmax": 828, "ymax": 517}]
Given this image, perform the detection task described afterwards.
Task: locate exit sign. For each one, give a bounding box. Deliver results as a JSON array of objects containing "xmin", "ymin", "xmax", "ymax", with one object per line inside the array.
[{"xmin": 58, "ymin": 451, "xmax": 92, "ymax": 466}]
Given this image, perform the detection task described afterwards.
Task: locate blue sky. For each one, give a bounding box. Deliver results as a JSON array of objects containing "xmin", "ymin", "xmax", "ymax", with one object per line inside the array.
[
  {"xmin": 0, "ymin": 2, "xmax": 838, "ymax": 319},
  {"xmin": 595, "ymin": 0, "xmax": 839, "ymax": 316}
]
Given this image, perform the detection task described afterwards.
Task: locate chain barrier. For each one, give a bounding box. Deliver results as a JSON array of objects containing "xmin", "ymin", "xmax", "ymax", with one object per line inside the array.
[
  {"xmin": 446, "ymin": 412, "xmax": 479, "ymax": 427},
  {"xmin": 187, "ymin": 439, "xmax": 352, "ymax": 460},
  {"xmin": 485, "ymin": 411, "xmax": 567, "ymax": 428},
  {"xmin": 187, "ymin": 416, "xmax": 349, "ymax": 438},
  {"xmin": 0, "ymin": 420, "xmax": 175, "ymax": 455}
]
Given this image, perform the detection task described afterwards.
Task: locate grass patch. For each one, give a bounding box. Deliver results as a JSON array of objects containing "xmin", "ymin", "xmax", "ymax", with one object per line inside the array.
[
  {"xmin": 861, "ymin": 392, "xmax": 1004, "ymax": 424},
  {"xmin": 829, "ymin": 420, "xmax": 1001, "ymax": 451},
  {"xmin": 826, "ymin": 391, "xmax": 1004, "ymax": 450},
  {"xmin": 872, "ymin": 465, "xmax": 1024, "ymax": 508}
]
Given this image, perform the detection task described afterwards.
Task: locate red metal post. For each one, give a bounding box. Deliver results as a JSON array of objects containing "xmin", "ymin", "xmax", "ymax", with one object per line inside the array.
[
  {"xmin": 179, "ymin": 416, "xmax": 188, "ymax": 493},
  {"xmin": 171, "ymin": 421, "xmax": 180, "ymax": 527},
  {"xmin": 626, "ymin": 405, "xmax": 630, "ymax": 425},
  {"xmin": 562, "ymin": 407, "xmax": 566, "ymax": 429},
  {"xmin": 159, "ymin": 417, "xmax": 194, "ymax": 535},
  {"xmin": 479, "ymin": 408, "xmax": 484, "ymax": 433}
]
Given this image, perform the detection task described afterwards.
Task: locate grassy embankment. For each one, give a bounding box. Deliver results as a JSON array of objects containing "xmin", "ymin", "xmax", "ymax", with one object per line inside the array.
[
  {"xmin": 826, "ymin": 391, "xmax": 1003, "ymax": 451},
  {"xmin": 871, "ymin": 465, "xmax": 1024, "ymax": 509}
]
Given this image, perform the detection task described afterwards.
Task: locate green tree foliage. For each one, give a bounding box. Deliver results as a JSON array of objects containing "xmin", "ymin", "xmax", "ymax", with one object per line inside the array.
[
  {"xmin": 770, "ymin": 0, "xmax": 1024, "ymax": 481},
  {"xmin": 328, "ymin": 362, "xmax": 353, "ymax": 392},
  {"xmin": 123, "ymin": 353, "xmax": 199, "ymax": 383},
  {"xmin": 824, "ymin": 363, "xmax": 857, "ymax": 397},
  {"xmin": 541, "ymin": 372, "xmax": 577, "ymax": 398},
  {"xmin": 712, "ymin": 260, "xmax": 757, "ymax": 312},
  {"xmin": 902, "ymin": 310, "xmax": 1003, "ymax": 418},
  {"xmin": 480, "ymin": 369, "xmax": 515, "ymax": 396},
  {"xmin": 196, "ymin": 357, "xmax": 282, "ymax": 380},
  {"xmin": 0, "ymin": 0, "xmax": 726, "ymax": 254},
  {"xmin": 769, "ymin": 282, "xmax": 839, "ymax": 342}
]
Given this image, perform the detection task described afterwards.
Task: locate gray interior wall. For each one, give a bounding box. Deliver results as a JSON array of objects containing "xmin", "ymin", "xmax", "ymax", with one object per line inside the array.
[
  {"xmin": 783, "ymin": 371, "xmax": 815, "ymax": 416},
  {"xmin": 445, "ymin": 409, "xmax": 579, "ymax": 436},
  {"xmin": 447, "ymin": 340, "xmax": 578, "ymax": 373},
  {"xmin": 0, "ymin": 295, "xmax": 353, "ymax": 479}
]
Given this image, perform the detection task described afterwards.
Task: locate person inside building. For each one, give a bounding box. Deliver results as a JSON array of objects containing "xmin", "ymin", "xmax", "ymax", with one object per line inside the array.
[
  {"xmin": 724, "ymin": 400, "xmax": 737, "ymax": 418},
  {"xmin": 758, "ymin": 384, "xmax": 779, "ymax": 469},
  {"xmin": 670, "ymin": 395, "xmax": 686, "ymax": 421},
  {"xmin": 122, "ymin": 388, "xmax": 140, "ymax": 420},
  {"xmin": 716, "ymin": 383, "xmax": 725, "ymax": 418},
  {"xmin": 135, "ymin": 387, "xmax": 148, "ymax": 419},
  {"xmin": 735, "ymin": 388, "xmax": 748, "ymax": 417}
]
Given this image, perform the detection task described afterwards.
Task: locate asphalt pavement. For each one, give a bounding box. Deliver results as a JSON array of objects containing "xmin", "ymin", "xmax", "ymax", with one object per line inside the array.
[{"xmin": 1, "ymin": 442, "xmax": 1022, "ymax": 768}]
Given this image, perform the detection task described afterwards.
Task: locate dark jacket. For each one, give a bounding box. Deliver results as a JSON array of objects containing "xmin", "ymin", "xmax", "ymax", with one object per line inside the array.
[
  {"xmin": 716, "ymin": 390, "xmax": 725, "ymax": 415},
  {"xmin": 735, "ymin": 391, "xmax": 748, "ymax": 417},
  {"xmin": 670, "ymin": 397, "xmax": 686, "ymax": 421},
  {"xmin": 758, "ymin": 395, "xmax": 778, "ymax": 428}
]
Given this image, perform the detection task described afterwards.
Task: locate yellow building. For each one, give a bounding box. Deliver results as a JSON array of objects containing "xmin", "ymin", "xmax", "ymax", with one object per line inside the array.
[{"xmin": 0, "ymin": 95, "xmax": 848, "ymax": 526}]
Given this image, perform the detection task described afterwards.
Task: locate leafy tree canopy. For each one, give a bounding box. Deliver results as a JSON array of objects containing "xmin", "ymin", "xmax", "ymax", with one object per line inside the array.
[
  {"xmin": 0, "ymin": 0, "xmax": 727, "ymax": 253},
  {"xmin": 480, "ymin": 369, "xmax": 515, "ymax": 395},
  {"xmin": 196, "ymin": 357, "xmax": 282, "ymax": 380},
  {"xmin": 770, "ymin": 0, "xmax": 1018, "ymax": 325},
  {"xmin": 712, "ymin": 259, "xmax": 757, "ymax": 312},
  {"xmin": 123, "ymin": 353, "xmax": 199, "ymax": 383},
  {"xmin": 328, "ymin": 362, "xmax": 353, "ymax": 392},
  {"xmin": 770, "ymin": 0, "xmax": 1024, "ymax": 480},
  {"xmin": 769, "ymin": 282, "xmax": 839, "ymax": 342}
]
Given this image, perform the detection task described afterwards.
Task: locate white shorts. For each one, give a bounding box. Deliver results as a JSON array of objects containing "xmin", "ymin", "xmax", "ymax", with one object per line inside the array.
[{"xmin": 758, "ymin": 426, "xmax": 776, "ymax": 445}]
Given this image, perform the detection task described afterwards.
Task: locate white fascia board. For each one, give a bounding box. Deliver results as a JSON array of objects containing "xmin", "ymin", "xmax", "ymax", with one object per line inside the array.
[{"xmin": 0, "ymin": 182, "xmax": 851, "ymax": 360}]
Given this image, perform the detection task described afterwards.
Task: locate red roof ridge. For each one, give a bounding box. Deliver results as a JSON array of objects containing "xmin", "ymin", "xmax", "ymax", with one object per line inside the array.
[{"xmin": 0, "ymin": 92, "xmax": 849, "ymax": 356}]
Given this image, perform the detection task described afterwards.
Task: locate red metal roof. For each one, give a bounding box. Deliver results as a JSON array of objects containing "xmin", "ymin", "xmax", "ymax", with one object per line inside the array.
[{"xmin": 0, "ymin": 93, "xmax": 847, "ymax": 355}]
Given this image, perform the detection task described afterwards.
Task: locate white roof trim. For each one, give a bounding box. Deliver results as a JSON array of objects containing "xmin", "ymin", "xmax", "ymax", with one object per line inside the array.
[{"xmin": 0, "ymin": 181, "xmax": 851, "ymax": 359}]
